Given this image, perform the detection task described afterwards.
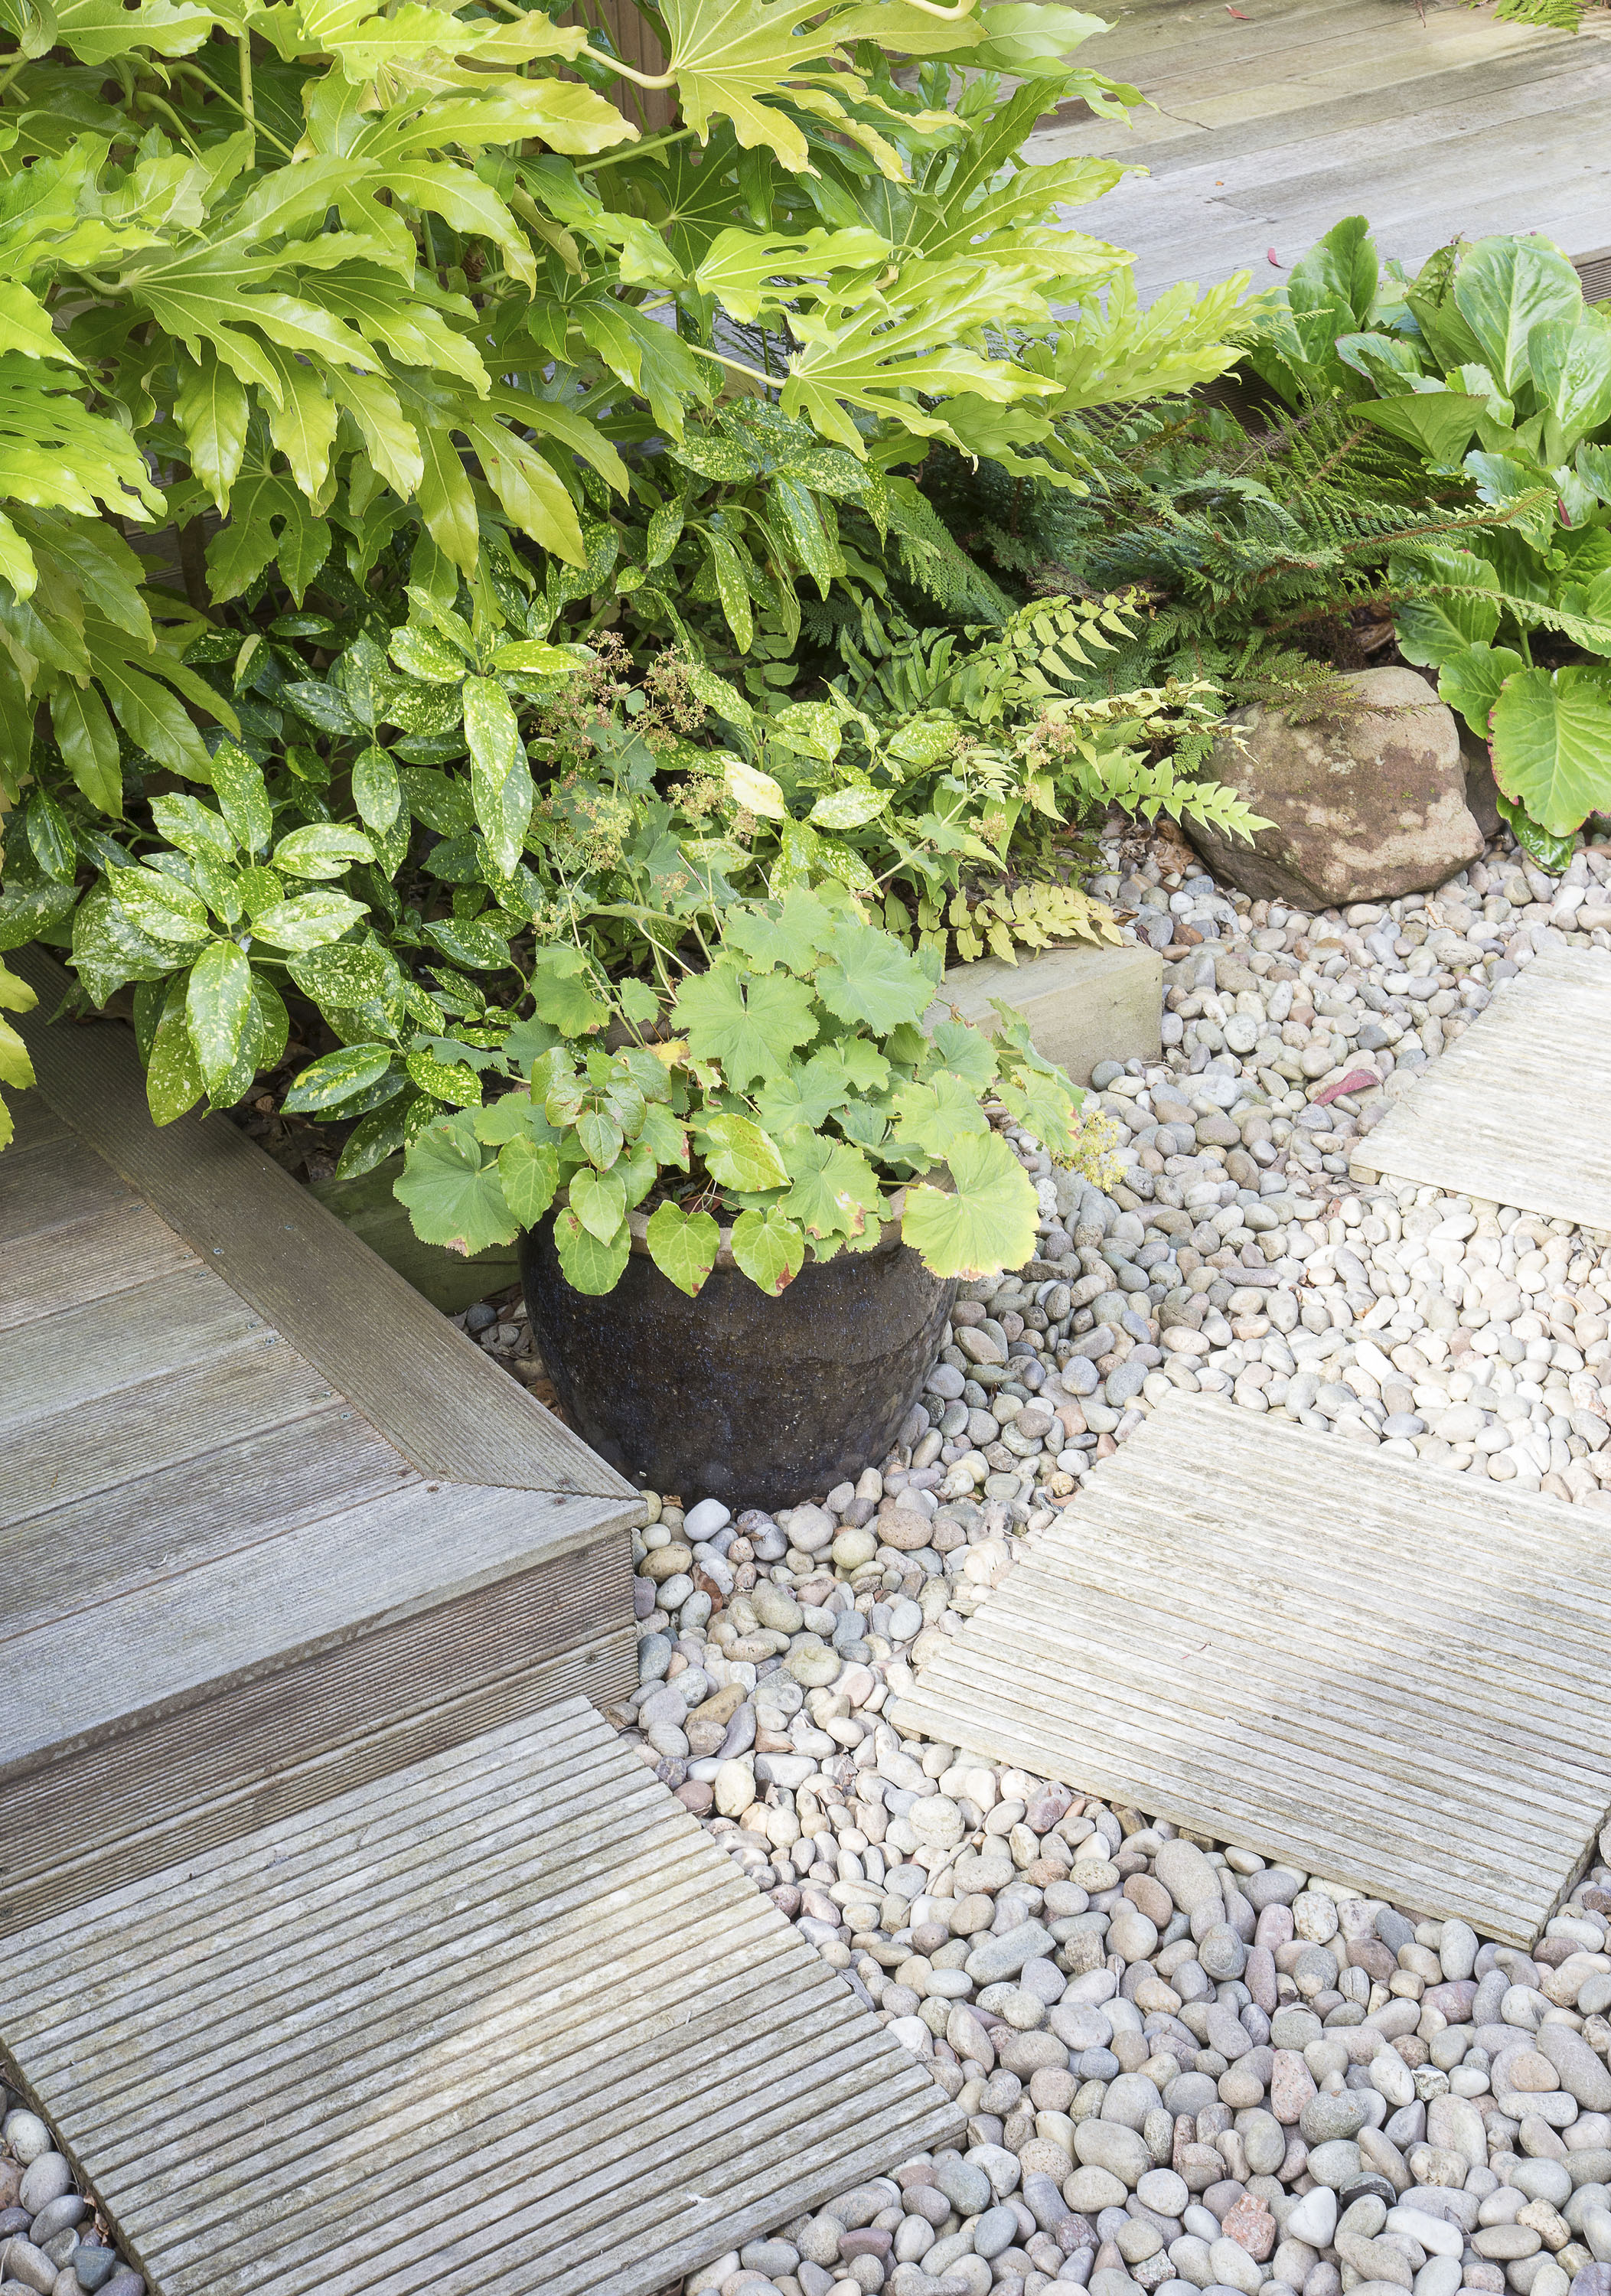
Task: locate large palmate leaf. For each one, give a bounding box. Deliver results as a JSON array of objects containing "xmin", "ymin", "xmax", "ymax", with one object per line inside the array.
[
  {"xmin": 814, "ymin": 918, "xmax": 934, "ymax": 1032},
  {"xmin": 673, "ymin": 960, "xmax": 817, "ymax": 1087},
  {"xmin": 394, "ymin": 1107, "xmax": 517, "ymax": 1254},
  {"xmin": 0, "ymin": 354, "xmax": 165, "ymax": 593},
  {"xmin": 781, "ymin": 259, "xmax": 1059, "ymax": 453},
  {"xmin": 1489, "ymin": 664, "xmax": 1611, "ymax": 837},
  {"xmin": 900, "ymin": 1127, "xmax": 1038, "ymax": 1279},
  {"xmin": 656, "ymin": 0, "xmax": 866, "ymax": 170}
]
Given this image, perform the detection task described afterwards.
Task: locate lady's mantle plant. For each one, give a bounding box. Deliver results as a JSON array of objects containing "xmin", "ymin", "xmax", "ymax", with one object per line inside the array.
[{"xmin": 389, "ymin": 879, "xmax": 1084, "ymax": 1295}]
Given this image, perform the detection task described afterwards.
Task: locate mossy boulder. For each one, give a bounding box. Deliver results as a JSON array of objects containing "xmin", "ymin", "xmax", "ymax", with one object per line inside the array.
[{"xmin": 1187, "ymin": 666, "xmax": 1485, "ymax": 907}]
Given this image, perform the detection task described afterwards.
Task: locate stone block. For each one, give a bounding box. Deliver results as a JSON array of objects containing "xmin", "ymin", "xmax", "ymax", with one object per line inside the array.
[{"xmin": 923, "ymin": 941, "xmax": 1163, "ymax": 1084}]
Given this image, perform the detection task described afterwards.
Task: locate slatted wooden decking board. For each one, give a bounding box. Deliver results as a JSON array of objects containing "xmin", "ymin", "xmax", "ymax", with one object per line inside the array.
[
  {"xmin": 1026, "ymin": 0, "xmax": 1611, "ymax": 305},
  {"xmin": 0, "ymin": 1699, "xmax": 960, "ymax": 2296},
  {"xmin": 2, "ymin": 952, "xmax": 641, "ymax": 1936},
  {"xmin": 1350, "ymin": 947, "xmax": 1611, "ymax": 1234},
  {"xmin": 892, "ymin": 1394, "xmax": 1611, "ymax": 1944}
]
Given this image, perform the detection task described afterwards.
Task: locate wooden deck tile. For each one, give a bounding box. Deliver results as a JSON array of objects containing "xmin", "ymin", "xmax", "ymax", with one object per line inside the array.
[
  {"xmin": 1350, "ymin": 949, "xmax": 1611, "ymax": 1235},
  {"xmin": 1027, "ymin": 0, "xmax": 1611, "ymax": 303},
  {"xmin": 2, "ymin": 954, "xmax": 642, "ymax": 1935},
  {"xmin": 0, "ymin": 1701, "xmax": 960, "ymax": 2296},
  {"xmin": 892, "ymin": 1394, "xmax": 1611, "ymax": 1943}
]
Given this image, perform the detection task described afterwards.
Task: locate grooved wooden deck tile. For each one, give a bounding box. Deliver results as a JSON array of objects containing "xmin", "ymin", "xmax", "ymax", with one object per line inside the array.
[
  {"xmin": 1350, "ymin": 948, "xmax": 1611, "ymax": 1234},
  {"xmin": 3, "ymin": 951, "xmax": 641, "ymax": 1936},
  {"xmin": 0, "ymin": 1700, "xmax": 960, "ymax": 2296},
  {"xmin": 891, "ymin": 1394, "xmax": 1611, "ymax": 1944}
]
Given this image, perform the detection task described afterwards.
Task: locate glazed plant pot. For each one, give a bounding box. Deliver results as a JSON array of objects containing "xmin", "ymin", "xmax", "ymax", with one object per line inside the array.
[{"xmin": 519, "ymin": 1205, "xmax": 957, "ymax": 1512}]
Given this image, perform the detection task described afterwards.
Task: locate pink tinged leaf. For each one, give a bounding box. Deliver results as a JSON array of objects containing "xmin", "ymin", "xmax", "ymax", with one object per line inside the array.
[
  {"xmin": 1313, "ymin": 1068, "xmax": 1379, "ymax": 1106},
  {"xmin": 1267, "ymin": 248, "xmax": 1283, "ymax": 266}
]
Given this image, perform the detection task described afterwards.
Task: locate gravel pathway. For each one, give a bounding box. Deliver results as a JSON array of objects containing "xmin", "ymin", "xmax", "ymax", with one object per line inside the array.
[{"xmin": 7, "ymin": 827, "xmax": 1611, "ymax": 2296}]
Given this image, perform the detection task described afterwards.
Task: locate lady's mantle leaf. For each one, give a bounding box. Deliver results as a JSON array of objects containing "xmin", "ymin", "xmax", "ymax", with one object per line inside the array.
[
  {"xmin": 673, "ymin": 961, "xmax": 816, "ymax": 1088},
  {"xmin": 901, "ymin": 1129, "xmax": 1038, "ymax": 1281},
  {"xmin": 396, "ymin": 1110, "xmax": 517, "ymax": 1256}
]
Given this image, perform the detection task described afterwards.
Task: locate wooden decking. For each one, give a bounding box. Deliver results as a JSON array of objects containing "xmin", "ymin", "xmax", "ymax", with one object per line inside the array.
[
  {"xmin": 892, "ymin": 1392, "xmax": 1611, "ymax": 1945},
  {"xmin": 1352, "ymin": 948, "xmax": 1611, "ymax": 1236},
  {"xmin": 2, "ymin": 953, "xmax": 641, "ymax": 1936},
  {"xmin": 0, "ymin": 1701, "xmax": 960, "ymax": 2296},
  {"xmin": 1032, "ymin": 0, "xmax": 1611, "ymax": 303}
]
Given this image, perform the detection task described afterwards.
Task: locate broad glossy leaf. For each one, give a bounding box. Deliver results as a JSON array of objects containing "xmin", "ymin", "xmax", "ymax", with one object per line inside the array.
[
  {"xmin": 351, "ymin": 744, "xmax": 403, "ymax": 831},
  {"xmin": 729, "ymin": 1205, "xmax": 804, "ymax": 1294},
  {"xmin": 1393, "ymin": 548, "xmax": 1502, "ymax": 667},
  {"xmin": 1357, "ymin": 391, "xmax": 1487, "ymax": 469},
  {"xmin": 283, "ymin": 1041, "xmax": 398, "ymax": 1114},
  {"xmin": 109, "ymin": 864, "xmax": 211, "ymax": 952},
  {"xmin": 1437, "ymin": 641, "xmax": 1525, "ymax": 741},
  {"xmin": 289, "ymin": 942, "xmax": 409, "ymax": 1035},
  {"xmin": 673, "ymin": 960, "xmax": 817, "ymax": 1088},
  {"xmin": 1453, "ymin": 235, "xmax": 1583, "ymax": 394},
  {"xmin": 334, "ymin": 1092, "xmax": 417, "ymax": 1181},
  {"xmin": 25, "ymin": 788, "xmax": 74, "ymax": 882},
  {"xmin": 396, "ymin": 1109, "xmax": 517, "ymax": 1254},
  {"xmin": 249, "ymin": 889, "xmax": 368, "ymax": 952},
  {"xmin": 406, "ymin": 1045, "xmax": 484, "ymax": 1104},
  {"xmin": 145, "ymin": 975, "xmax": 205, "ymax": 1127},
  {"xmin": 644, "ymin": 1200, "xmax": 720, "ymax": 1297},
  {"xmin": 186, "ymin": 938, "xmax": 253, "ymax": 1101},
  {"xmin": 391, "ymin": 621, "xmax": 468, "ymax": 683},
  {"xmin": 209, "ymin": 740, "xmax": 273, "ymax": 857},
  {"xmin": 900, "ymin": 1127, "xmax": 1038, "ymax": 1280},
  {"xmin": 809, "ymin": 783, "xmax": 886, "ymax": 829},
  {"xmin": 553, "ymin": 1204, "xmax": 631, "ymax": 1292},
  {"xmin": 463, "ymin": 673, "xmax": 533, "ymax": 879},
  {"xmin": 274, "ymin": 823, "xmax": 375, "ymax": 878},
  {"xmin": 723, "ymin": 754, "xmax": 789, "ymax": 821},
  {"xmin": 50, "ymin": 681, "xmax": 122, "ymax": 815},
  {"xmin": 1489, "ymin": 664, "xmax": 1611, "ymax": 837}
]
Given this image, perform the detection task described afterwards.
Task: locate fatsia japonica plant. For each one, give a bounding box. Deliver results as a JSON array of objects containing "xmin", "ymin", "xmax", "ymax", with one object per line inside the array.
[
  {"xmin": 1250, "ymin": 219, "xmax": 1611, "ymax": 868},
  {"xmin": 0, "ymin": 0, "xmax": 1259, "ymax": 1167},
  {"xmin": 389, "ymin": 877, "xmax": 1087, "ymax": 1296}
]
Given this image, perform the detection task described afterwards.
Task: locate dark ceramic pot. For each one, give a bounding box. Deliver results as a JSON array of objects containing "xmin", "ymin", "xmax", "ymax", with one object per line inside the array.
[{"xmin": 519, "ymin": 1205, "xmax": 956, "ymax": 1512}]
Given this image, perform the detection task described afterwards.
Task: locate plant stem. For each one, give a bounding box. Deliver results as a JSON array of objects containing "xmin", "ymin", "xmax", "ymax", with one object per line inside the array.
[
  {"xmin": 171, "ymin": 60, "xmax": 295, "ymax": 156},
  {"xmin": 586, "ymin": 125, "xmax": 696, "ymax": 171},
  {"xmin": 239, "ymin": 30, "xmax": 255, "ymax": 165}
]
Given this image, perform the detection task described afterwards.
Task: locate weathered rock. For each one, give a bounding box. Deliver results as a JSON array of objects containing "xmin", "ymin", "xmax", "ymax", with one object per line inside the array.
[{"xmin": 1186, "ymin": 667, "xmax": 1485, "ymax": 906}]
